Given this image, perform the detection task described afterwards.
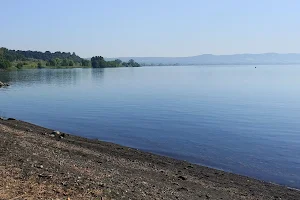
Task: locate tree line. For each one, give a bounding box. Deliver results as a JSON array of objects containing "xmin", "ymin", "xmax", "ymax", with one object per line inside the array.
[
  {"xmin": 4, "ymin": 49, "xmax": 82, "ymax": 62},
  {"xmin": 0, "ymin": 47, "xmax": 140, "ymax": 70},
  {"xmin": 91, "ymin": 56, "xmax": 140, "ymax": 68}
]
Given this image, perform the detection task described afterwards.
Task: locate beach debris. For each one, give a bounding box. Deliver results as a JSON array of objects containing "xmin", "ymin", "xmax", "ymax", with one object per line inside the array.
[
  {"xmin": 38, "ymin": 174, "xmax": 52, "ymax": 179},
  {"xmin": 177, "ymin": 187, "xmax": 188, "ymax": 191},
  {"xmin": 184, "ymin": 165, "xmax": 194, "ymax": 169},
  {"xmin": 178, "ymin": 175, "xmax": 187, "ymax": 180},
  {"xmin": 0, "ymin": 81, "xmax": 9, "ymax": 87},
  {"xmin": 52, "ymin": 130, "xmax": 60, "ymax": 135},
  {"xmin": 50, "ymin": 130, "xmax": 66, "ymax": 139},
  {"xmin": 7, "ymin": 118, "xmax": 16, "ymax": 121},
  {"xmin": 37, "ymin": 165, "xmax": 44, "ymax": 169},
  {"xmin": 61, "ymin": 181, "xmax": 68, "ymax": 186}
]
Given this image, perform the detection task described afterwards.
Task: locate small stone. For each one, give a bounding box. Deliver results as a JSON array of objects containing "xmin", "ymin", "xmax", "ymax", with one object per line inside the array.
[
  {"xmin": 38, "ymin": 174, "xmax": 52, "ymax": 179},
  {"xmin": 0, "ymin": 82, "xmax": 9, "ymax": 87},
  {"xmin": 7, "ymin": 118, "xmax": 16, "ymax": 121},
  {"xmin": 177, "ymin": 187, "xmax": 188, "ymax": 191},
  {"xmin": 0, "ymin": 117, "xmax": 4, "ymax": 120},
  {"xmin": 142, "ymin": 181, "xmax": 148, "ymax": 185},
  {"xmin": 99, "ymin": 183, "xmax": 105, "ymax": 187},
  {"xmin": 52, "ymin": 130, "xmax": 60, "ymax": 135},
  {"xmin": 178, "ymin": 175, "xmax": 187, "ymax": 180},
  {"xmin": 61, "ymin": 182, "xmax": 68, "ymax": 186}
]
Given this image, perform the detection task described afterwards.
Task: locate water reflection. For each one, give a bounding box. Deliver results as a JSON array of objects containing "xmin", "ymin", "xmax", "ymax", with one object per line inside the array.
[
  {"xmin": 0, "ymin": 68, "xmax": 105, "ymax": 87},
  {"xmin": 91, "ymin": 68, "xmax": 104, "ymax": 83}
]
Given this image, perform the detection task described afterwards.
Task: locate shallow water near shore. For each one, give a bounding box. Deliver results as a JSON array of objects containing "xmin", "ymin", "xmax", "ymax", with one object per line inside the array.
[{"xmin": 1, "ymin": 65, "xmax": 300, "ymax": 188}]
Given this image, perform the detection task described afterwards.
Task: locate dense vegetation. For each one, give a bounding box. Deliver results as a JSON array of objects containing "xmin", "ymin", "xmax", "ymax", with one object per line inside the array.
[
  {"xmin": 0, "ymin": 48, "xmax": 12, "ymax": 69},
  {"xmin": 91, "ymin": 56, "xmax": 140, "ymax": 68},
  {"xmin": 0, "ymin": 47, "xmax": 140, "ymax": 70}
]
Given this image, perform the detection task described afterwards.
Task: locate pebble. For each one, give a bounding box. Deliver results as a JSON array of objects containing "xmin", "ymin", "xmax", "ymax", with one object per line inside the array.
[
  {"xmin": 177, "ymin": 187, "xmax": 188, "ymax": 191},
  {"xmin": 38, "ymin": 174, "xmax": 52, "ymax": 179},
  {"xmin": 178, "ymin": 175, "xmax": 187, "ymax": 180},
  {"xmin": 52, "ymin": 130, "xmax": 60, "ymax": 135},
  {"xmin": 7, "ymin": 118, "xmax": 16, "ymax": 121},
  {"xmin": 51, "ymin": 130, "xmax": 66, "ymax": 139},
  {"xmin": 0, "ymin": 81, "xmax": 9, "ymax": 87},
  {"xmin": 61, "ymin": 182, "xmax": 68, "ymax": 186}
]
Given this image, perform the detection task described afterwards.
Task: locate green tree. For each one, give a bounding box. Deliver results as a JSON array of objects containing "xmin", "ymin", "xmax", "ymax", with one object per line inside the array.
[
  {"xmin": 81, "ymin": 59, "xmax": 90, "ymax": 66},
  {"xmin": 0, "ymin": 57, "xmax": 11, "ymax": 69},
  {"xmin": 61, "ymin": 59, "xmax": 69, "ymax": 66},
  {"xmin": 115, "ymin": 59, "xmax": 122, "ymax": 67},
  {"xmin": 68, "ymin": 60, "xmax": 74, "ymax": 66},
  {"xmin": 55, "ymin": 58, "xmax": 61, "ymax": 66},
  {"xmin": 128, "ymin": 59, "xmax": 135, "ymax": 66},
  {"xmin": 49, "ymin": 59, "xmax": 57, "ymax": 66},
  {"xmin": 37, "ymin": 62, "xmax": 43, "ymax": 69},
  {"xmin": 16, "ymin": 62, "xmax": 23, "ymax": 69},
  {"xmin": 124, "ymin": 59, "xmax": 140, "ymax": 67},
  {"xmin": 91, "ymin": 56, "xmax": 106, "ymax": 68}
]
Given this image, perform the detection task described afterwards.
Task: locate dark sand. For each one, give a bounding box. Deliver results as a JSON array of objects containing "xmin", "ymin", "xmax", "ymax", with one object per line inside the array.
[{"xmin": 1, "ymin": 119, "xmax": 299, "ymax": 200}]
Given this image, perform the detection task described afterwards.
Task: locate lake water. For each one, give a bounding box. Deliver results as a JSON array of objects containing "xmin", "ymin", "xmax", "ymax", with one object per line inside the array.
[{"xmin": 1, "ymin": 65, "xmax": 300, "ymax": 188}]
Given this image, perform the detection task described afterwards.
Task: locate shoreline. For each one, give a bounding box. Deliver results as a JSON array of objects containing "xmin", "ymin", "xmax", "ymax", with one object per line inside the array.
[{"xmin": 1, "ymin": 118, "xmax": 300, "ymax": 199}]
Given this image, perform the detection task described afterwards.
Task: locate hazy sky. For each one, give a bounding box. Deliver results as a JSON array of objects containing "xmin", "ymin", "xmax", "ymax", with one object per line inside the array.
[{"xmin": 1, "ymin": 0, "xmax": 300, "ymax": 57}]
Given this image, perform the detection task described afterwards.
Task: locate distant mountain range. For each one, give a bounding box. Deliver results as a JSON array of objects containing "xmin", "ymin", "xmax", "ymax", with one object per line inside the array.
[{"xmin": 106, "ymin": 53, "xmax": 300, "ymax": 65}]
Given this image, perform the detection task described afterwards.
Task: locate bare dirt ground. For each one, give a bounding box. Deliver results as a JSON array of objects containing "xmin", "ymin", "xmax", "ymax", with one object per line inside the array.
[{"xmin": 1, "ymin": 119, "xmax": 300, "ymax": 200}]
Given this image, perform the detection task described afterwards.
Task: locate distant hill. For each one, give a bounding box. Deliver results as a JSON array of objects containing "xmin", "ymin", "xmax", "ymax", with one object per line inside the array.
[{"xmin": 107, "ymin": 53, "xmax": 300, "ymax": 65}]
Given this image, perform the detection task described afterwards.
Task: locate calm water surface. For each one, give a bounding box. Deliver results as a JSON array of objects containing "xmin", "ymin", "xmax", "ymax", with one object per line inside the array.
[{"xmin": 1, "ymin": 65, "xmax": 300, "ymax": 188}]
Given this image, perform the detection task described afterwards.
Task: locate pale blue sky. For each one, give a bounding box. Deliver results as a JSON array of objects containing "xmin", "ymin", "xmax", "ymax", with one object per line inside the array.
[{"xmin": 1, "ymin": 0, "xmax": 300, "ymax": 57}]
